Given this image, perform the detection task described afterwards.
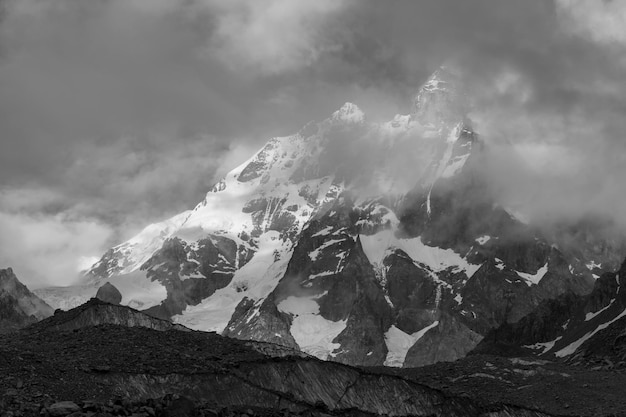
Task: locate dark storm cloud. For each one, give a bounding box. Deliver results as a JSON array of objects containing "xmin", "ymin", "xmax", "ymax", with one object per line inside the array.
[
  {"xmin": 1, "ymin": 0, "xmax": 626, "ymax": 286},
  {"xmin": 334, "ymin": 0, "xmax": 626, "ymax": 227}
]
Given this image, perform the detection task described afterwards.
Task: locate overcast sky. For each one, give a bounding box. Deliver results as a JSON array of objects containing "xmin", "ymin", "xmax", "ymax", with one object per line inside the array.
[{"xmin": 1, "ymin": 0, "xmax": 626, "ymax": 288}]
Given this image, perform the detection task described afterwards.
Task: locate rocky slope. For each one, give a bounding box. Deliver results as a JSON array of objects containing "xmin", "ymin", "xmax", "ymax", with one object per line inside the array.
[
  {"xmin": 29, "ymin": 298, "xmax": 190, "ymax": 333},
  {"xmin": 36, "ymin": 68, "xmax": 615, "ymax": 367},
  {"xmin": 474, "ymin": 257, "xmax": 626, "ymax": 368},
  {"xmin": 384, "ymin": 353, "xmax": 626, "ymax": 417},
  {"xmin": 0, "ymin": 268, "xmax": 53, "ymax": 333},
  {"xmin": 2, "ymin": 320, "xmax": 608, "ymax": 417}
]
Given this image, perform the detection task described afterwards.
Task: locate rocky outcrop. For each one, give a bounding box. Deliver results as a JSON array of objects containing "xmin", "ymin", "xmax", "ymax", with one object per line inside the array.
[
  {"xmin": 404, "ymin": 313, "xmax": 482, "ymax": 367},
  {"xmin": 0, "ymin": 268, "xmax": 53, "ymax": 333},
  {"xmin": 95, "ymin": 282, "xmax": 122, "ymax": 305},
  {"xmin": 139, "ymin": 236, "xmax": 254, "ymax": 319},
  {"xmin": 29, "ymin": 298, "xmax": 189, "ymax": 333}
]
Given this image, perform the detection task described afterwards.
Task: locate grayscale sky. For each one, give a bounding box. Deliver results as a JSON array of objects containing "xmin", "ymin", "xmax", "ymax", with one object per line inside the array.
[{"xmin": 1, "ymin": 0, "xmax": 626, "ymax": 288}]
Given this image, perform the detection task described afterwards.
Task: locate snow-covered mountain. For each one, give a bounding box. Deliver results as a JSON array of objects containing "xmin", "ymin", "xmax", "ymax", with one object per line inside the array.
[{"xmin": 38, "ymin": 68, "xmax": 616, "ymax": 367}]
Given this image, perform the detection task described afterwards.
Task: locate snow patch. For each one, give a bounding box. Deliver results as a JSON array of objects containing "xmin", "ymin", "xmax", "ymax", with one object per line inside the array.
[
  {"xmin": 384, "ymin": 322, "xmax": 439, "ymax": 367},
  {"xmin": 555, "ymin": 308, "xmax": 626, "ymax": 357},
  {"xmin": 309, "ymin": 238, "xmax": 344, "ymax": 261},
  {"xmin": 585, "ymin": 299, "xmax": 615, "ymax": 321},
  {"xmin": 475, "ymin": 235, "xmax": 491, "ymax": 245},
  {"xmin": 494, "ymin": 258, "xmax": 505, "ymax": 271},
  {"xmin": 312, "ymin": 226, "xmax": 334, "ymax": 237},
  {"xmin": 515, "ymin": 262, "xmax": 548, "ymax": 286},
  {"xmin": 277, "ymin": 295, "xmax": 347, "ymax": 360},
  {"xmin": 524, "ymin": 336, "xmax": 562, "ymax": 355},
  {"xmin": 505, "ymin": 208, "xmax": 530, "ymax": 225},
  {"xmin": 173, "ymin": 231, "xmax": 289, "ymax": 332},
  {"xmin": 308, "ymin": 271, "xmax": 335, "ymax": 279},
  {"xmin": 586, "ymin": 261, "xmax": 602, "ymax": 270},
  {"xmin": 360, "ymin": 230, "xmax": 481, "ymax": 277},
  {"xmin": 441, "ymin": 154, "xmax": 470, "ymax": 178}
]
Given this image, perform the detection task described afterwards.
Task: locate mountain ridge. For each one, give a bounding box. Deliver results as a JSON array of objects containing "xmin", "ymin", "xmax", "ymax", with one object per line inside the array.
[
  {"xmin": 35, "ymin": 68, "xmax": 615, "ymax": 367},
  {"xmin": 473, "ymin": 257, "xmax": 626, "ymax": 366},
  {"xmin": 0, "ymin": 267, "xmax": 54, "ymax": 333}
]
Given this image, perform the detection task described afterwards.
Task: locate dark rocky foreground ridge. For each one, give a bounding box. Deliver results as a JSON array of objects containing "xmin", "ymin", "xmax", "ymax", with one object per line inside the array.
[
  {"xmin": 0, "ymin": 323, "xmax": 554, "ymax": 417},
  {"xmin": 1, "ymin": 298, "xmax": 626, "ymax": 416}
]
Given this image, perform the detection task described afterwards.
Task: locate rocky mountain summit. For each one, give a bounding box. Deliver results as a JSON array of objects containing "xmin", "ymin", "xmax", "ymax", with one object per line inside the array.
[
  {"xmin": 0, "ymin": 268, "xmax": 53, "ymax": 333},
  {"xmin": 35, "ymin": 68, "xmax": 622, "ymax": 368}
]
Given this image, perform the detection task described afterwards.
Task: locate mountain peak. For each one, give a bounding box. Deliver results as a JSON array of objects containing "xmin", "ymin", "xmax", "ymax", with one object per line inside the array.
[
  {"xmin": 1, "ymin": 267, "xmax": 24, "ymax": 293},
  {"xmin": 332, "ymin": 102, "xmax": 365, "ymax": 124},
  {"xmin": 0, "ymin": 268, "xmax": 54, "ymax": 332},
  {"xmin": 412, "ymin": 67, "xmax": 467, "ymax": 128}
]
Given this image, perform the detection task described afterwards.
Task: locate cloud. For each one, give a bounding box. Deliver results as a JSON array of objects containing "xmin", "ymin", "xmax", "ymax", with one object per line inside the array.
[
  {"xmin": 557, "ymin": 0, "xmax": 626, "ymax": 44},
  {"xmin": 0, "ymin": 188, "xmax": 113, "ymax": 288},
  {"xmin": 206, "ymin": 0, "xmax": 349, "ymax": 74}
]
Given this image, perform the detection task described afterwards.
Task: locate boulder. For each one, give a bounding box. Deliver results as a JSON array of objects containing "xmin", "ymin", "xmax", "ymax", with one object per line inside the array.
[
  {"xmin": 48, "ymin": 401, "xmax": 81, "ymax": 416},
  {"xmin": 95, "ymin": 282, "xmax": 122, "ymax": 305}
]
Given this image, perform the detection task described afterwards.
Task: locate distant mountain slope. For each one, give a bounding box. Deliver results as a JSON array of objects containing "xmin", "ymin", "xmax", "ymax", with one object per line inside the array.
[
  {"xmin": 474, "ymin": 257, "xmax": 626, "ymax": 367},
  {"xmin": 0, "ymin": 268, "xmax": 53, "ymax": 333}
]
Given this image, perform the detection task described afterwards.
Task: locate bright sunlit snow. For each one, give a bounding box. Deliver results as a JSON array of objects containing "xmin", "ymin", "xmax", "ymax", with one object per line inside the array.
[
  {"xmin": 277, "ymin": 295, "xmax": 347, "ymax": 360},
  {"xmin": 384, "ymin": 322, "xmax": 439, "ymax": 367},
  {"xmin": 515, "ymin": 262, "xmax": 548, "ymax": 286},
  {"xmin": 173, "ymin": 231, "xmax": 290, "ymax": 332},
  {"xmin": 360, "ymin": 230, "xmax": 481, "ymax": 277}
]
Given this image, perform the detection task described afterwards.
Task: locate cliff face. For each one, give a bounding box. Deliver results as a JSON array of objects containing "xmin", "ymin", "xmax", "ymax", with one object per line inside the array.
[
  {"xmin": 0, "ymin": 268, "xmax": 53, "ymax": 333},
  {"xmin": 474, "ymin": 258, "xmax": 626, "ymax": 368}
]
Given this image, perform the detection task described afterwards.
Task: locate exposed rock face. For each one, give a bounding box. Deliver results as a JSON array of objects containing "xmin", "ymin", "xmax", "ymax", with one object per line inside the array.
[
  {"xmin": 37, "ymin": 68, "xmax": 617, "ymax": 368},
  {"xmin": 474, "ymin": 258, "xmax": 626, "ymax": 366},
  {"xmin": 30, "ymin": 298, "xmax": 189, "ymax": 332},
  {"xmin": 95, "ymin": 282, "xmax": 122, "ymax": 305},
  {"xmin": 404, "ymin": 312, "xmax": 483, "ymax": 367},
  {"xmin": 0, "ymin": 268, "xmax": 53, "ymax": 333}
]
